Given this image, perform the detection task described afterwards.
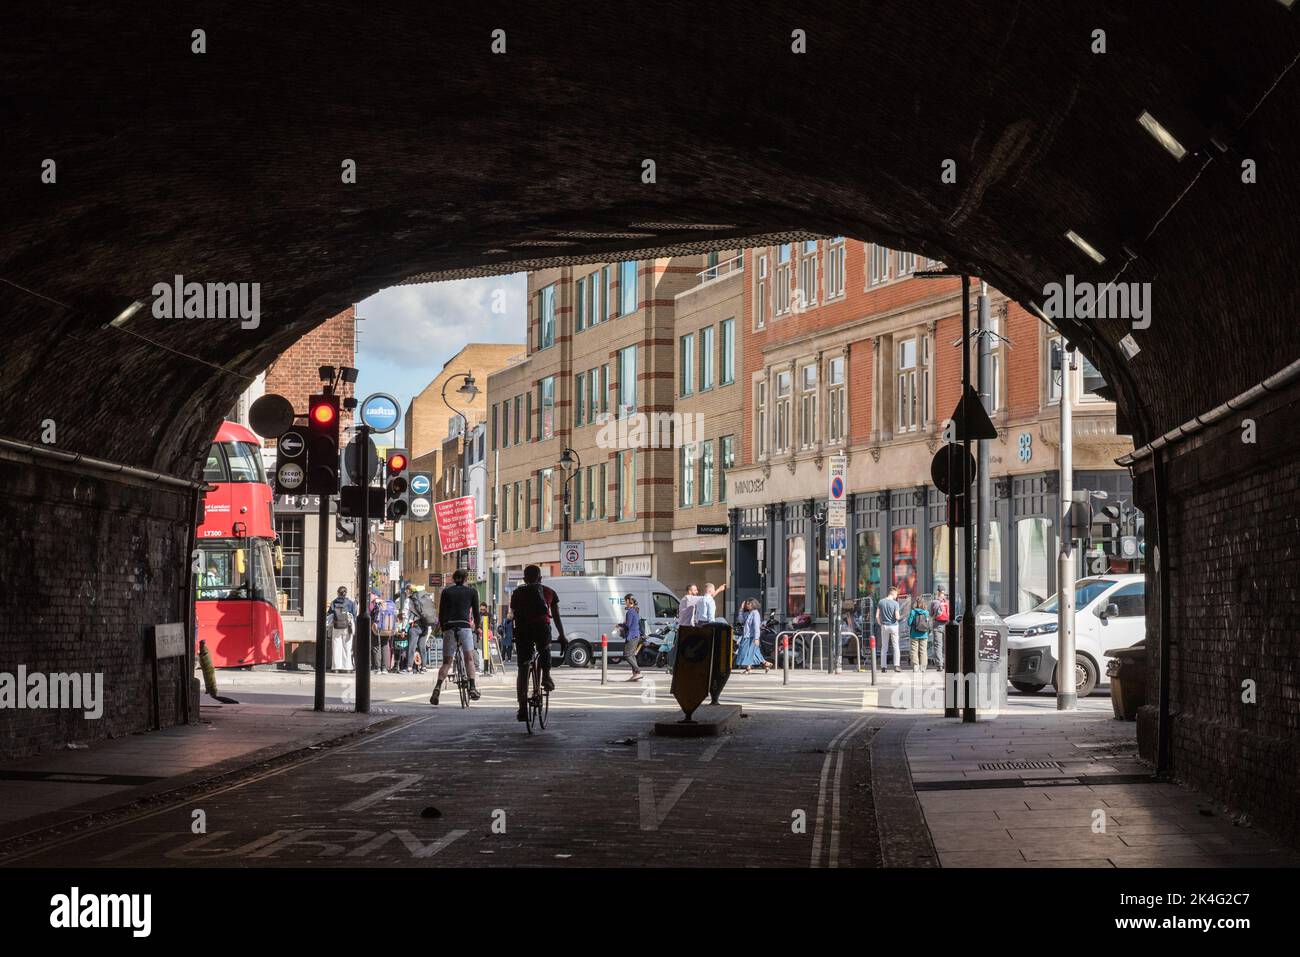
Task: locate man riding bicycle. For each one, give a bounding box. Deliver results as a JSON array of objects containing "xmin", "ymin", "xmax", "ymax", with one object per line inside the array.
[
  {"xmin": 430, "ymin": 568, "xmax": 482, "ymax": 704},
  {"xmin": 509, "ymin": 564, "xmax": 568, "ymax": 722}
]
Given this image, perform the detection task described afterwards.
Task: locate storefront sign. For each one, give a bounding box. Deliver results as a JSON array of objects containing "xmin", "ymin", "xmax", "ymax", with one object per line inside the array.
[
  {"xmin": 616, "ymin": 556, "xmax": 652, "ymax": 576},
  {"xmin": 696, "ymin": 524, "xmax": 728, "ymax": 535},
  {"xmin": 433, "ymin": 495, "xmax": 478, "ymax": 553}
]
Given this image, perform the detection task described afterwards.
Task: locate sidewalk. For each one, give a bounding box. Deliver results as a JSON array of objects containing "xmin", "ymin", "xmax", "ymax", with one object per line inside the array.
[
  {"xmin": 904, "ymin": 708, "xmax": 1300, "ymax": 867},
  {"xmin": 0, "ymin": 702, "xmax": 402, "ymax": 844}
]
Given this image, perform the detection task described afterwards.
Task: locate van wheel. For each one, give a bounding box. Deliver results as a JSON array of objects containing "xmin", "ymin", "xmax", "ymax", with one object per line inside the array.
[
  {"xmin": 564, "ymin": 642, "xmax": 592, "ymax": 669},
  {"xmin": 1011, "ymin": 681, "xmax": 1046, "ymax": 695},
  {"xmin": 1054, "ymin": 655, "xmax": 1098, "ymax": 697}
]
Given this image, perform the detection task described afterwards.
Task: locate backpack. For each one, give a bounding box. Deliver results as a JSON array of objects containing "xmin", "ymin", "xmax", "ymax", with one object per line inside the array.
[
  {"xmin": 935, "ymin": 598, "xmax": 950, "ymax": 623},
  {"xmin": 512, "ymin": 583, "xmax": 551, "ymax": 626},
  {"xmin": 413, "ymin": 592, "xmax": 438, "ymax": 626},
  {"xmin": 912, "ymin": 608, "xmax": 931, "ymax": 632},
  {"xmin": 329, "ymin": 598, "xmax": 351, "ymax": 629}
]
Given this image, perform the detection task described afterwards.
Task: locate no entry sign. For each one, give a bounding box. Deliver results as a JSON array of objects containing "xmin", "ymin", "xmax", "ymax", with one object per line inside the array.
[{"xmin": 434, "ymin": 495, "xmax": 478, "ymax": 553}]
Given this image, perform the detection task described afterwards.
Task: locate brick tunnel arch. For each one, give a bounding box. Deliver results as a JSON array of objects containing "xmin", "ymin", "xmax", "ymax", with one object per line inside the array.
[{"xmin": 3, "ymin": 5, "xmax": 1300, "ymax": 840}]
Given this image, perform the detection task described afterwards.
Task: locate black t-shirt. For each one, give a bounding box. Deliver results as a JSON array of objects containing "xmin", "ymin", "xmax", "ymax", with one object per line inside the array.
[{"xmin": 438, "ymin": 584, "xmax": 481, "ymax": 629}]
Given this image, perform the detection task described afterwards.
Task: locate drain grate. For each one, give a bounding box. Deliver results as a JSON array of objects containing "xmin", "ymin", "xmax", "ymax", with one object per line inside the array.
[{"xmin": 977, "ymin": 760, "xmax": 1063, "ymax": 771}]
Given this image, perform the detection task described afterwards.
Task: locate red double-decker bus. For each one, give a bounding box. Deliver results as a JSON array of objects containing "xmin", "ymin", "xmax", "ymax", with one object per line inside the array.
[{"xmin": 195, "ymin": 420, "xmax": 286, "ymax": 668}]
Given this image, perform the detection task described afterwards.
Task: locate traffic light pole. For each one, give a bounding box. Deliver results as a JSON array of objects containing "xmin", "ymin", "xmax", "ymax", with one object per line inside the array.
[
  {"xmin": 355, "ymin": 424, "xmax": 372, "ymax": 714},
  {"xmin": 314, "ymin": 492, "xmax": 329, "ymax": 712},
  {"xmin": 960, "ymin": 273, "xmax": 976, "ymax": 723}
]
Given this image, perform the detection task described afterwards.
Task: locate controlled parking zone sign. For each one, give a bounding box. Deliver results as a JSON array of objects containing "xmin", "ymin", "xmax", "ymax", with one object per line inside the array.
[
  {"xmin": 560, "ymin": 541, "xmax": 584, "ymax": 575},
  {"xmin": 828, "ymin": 453, "xmax": 847, "ymax": 528}
]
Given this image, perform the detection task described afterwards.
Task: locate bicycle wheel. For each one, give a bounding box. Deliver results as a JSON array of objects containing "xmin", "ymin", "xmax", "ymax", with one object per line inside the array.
[
  {"xmin": 524, "ymin": 675, "xmax": 537, "ymax": 733},
  {"xmin": 455, "ymin": 656, "xmax": 469, "ymax": 708}
]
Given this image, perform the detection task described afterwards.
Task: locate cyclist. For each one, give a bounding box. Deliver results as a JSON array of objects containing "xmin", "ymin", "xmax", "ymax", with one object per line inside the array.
[
  {"xmin": 430, "ymin": 568, "xmax": 481, "ymax": 704},
  {"xmin": 509, "ymin": 564, "xmax": 567, "ymax": 722}
]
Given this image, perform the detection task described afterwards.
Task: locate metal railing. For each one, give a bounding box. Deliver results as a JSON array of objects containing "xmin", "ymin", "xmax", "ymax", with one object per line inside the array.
[{"xmin": 696, "ymin": 254, "xmax": 744, "ymax": 283}]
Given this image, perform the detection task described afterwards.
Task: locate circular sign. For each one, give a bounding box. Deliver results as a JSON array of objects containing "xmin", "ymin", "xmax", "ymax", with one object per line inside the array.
[
  {"xmin": 410, "ymin": 498, "xmax": 431, "ymax": 519},
  {"xmin": 344, "ymin": 436, "xmax": 379, "ymax": 483},
  {"xmin": 930, "ymin": 445, "xmax": 978, "ymax": 496},
  {"xmin": 277, "ymin": 463, "xmax": 305, "ymax": 490},
  {"xmin": 830, "ymin": 476, "xmax": 844, "ymax": 499},
  {"xmin": 249, "ymin": 393, "xmax": 296, "ymax": 438},
  {"xmin": 410, "ymin": 474, "xmax": 431, "ymax": 495},
  {"xmin": 278, "ymin": 430, "xmax": 305, "ymax": 457},
  {"xmin": 564, "ymin": 546, "xmax": 580, "ymax": 564},
  {"xmin": 360, "ymin": 392, "xmax": 401, "ymax": 433}
]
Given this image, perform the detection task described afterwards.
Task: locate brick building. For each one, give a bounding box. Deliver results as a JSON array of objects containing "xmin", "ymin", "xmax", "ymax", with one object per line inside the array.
[{"xmin": 725, "ymin": 241, "xmax": 1139, "ymax": 625}]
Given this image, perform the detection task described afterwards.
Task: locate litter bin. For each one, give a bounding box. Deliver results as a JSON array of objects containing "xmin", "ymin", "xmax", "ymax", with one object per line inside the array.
[
  {"xmin": 1105, "ymin": 641, "xmax": 1147, "ymax": 720},
  {"xmin": 669, "ymin": 623, "xmax": 734, "ymax": 721}
]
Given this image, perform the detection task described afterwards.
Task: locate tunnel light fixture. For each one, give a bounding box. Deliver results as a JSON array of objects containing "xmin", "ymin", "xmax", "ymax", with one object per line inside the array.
[
  {"xmin": 1065, "ymin": 230, "xmax": 1106, "ymax": 264},
  {"xmin": 1279, "ymin": 0, "xmax": 1296, "ymax": 9},
  {"xmin": 106, "ymin": 300, "xmax": 145, "ymax": 329},
  {"xmin": 1137, "ymin": 111, "xmax": 1188, "ymax": 160}
]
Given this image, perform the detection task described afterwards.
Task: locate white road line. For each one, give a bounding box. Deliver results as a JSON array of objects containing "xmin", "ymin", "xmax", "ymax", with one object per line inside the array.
[
  {"xmin": 828, "ymin": 751, "xmax": 845, "ymax": 868},
  {"xmin": 638, "ymin": 776, "xmax": 693, "ymax": 831},
  {"xmin": 699, "ymin": 737, "xmax": 730, "ymax": 763},
  {"xmin": 810, "ymin": 714, "xmax": 871, "ymax": 868}
]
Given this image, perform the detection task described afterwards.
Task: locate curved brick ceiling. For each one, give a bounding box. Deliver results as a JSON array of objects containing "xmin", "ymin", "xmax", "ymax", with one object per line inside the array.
[{"xmin": 3, "ymin": 3, "xmax": 1299, "ymax": 476}]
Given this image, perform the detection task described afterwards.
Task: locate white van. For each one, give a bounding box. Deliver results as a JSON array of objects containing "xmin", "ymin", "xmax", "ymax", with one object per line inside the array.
[
  {"xmin": 507, "ymin": 576, "xmax": 680, "ymax": 668},
  {"xmin": 1005, "ymin": 573, "xmax": 1145, "ymax": 696}
]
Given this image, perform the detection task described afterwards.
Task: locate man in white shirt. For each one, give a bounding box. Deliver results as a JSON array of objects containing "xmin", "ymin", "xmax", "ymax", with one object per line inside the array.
[{"xmin": 677, "ymin": 584, "xmax": 701, "ymax": 626}]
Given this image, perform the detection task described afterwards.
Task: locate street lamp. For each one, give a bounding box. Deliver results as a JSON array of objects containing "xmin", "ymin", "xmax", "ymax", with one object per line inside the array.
[
  {"xmin": 558, "ymin": 446, "xmax": 582, "ymax": 544},
  {"xmin": 442, "ymin": 371, "xmax": 480, "ymax": 569}
]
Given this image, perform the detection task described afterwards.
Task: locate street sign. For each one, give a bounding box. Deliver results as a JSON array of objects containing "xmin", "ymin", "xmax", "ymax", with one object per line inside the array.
[
  {"xmin": 560, "ymin": 541, "xmax": 584, "ymax": 574},
  {"xmin": 410, "ymin": 497, "xmax": 431, "ymax": 519},
  {"xmin": 931, "ymin": 445, "xmax": 977, "ymax": 496},
  {"xmin": 433, "ymin": 495, "xmax": 477, "ymax": 553},
  {"xmin": 696, "ymin": 524, "xmax": 728, "ymax": 535},
  {"xmin": 410, "ymin": 474, "xmax": 431, "ymax": 496},
  {"xmin": 343, "ymin": 435, "xmax": 379, "ymax": 485},
  {"xmin": 278, "ymin": 430, "xmax": 305, "ymax": 458},
  {"xmin": 828, "ymin": 453, "xmax": 847, "ymax": 528},
  {"xmin": 276, "ymin": 462, "xmax": 305, "ymax": 490},
  {"xmin": 827, "ymin": 526, "xmax": 847, "ymax": 553},
  {"xmin": 408, "ymin": 471, "xmax": 434, "ymax": 522},
  {"xmin": 248, "ymin": 393, "xmax": 295, "ymax": 439},
  {"xmin": 359, "ymin": 392, "xmax": 401, "ymax": 433}
]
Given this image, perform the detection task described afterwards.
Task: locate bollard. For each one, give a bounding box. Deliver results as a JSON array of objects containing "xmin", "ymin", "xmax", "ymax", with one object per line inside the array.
[
  {"xmin": 601, "ymin": 633, "xmax": 608, "ymax": 685},
  {"xmin": 869, "ymin": 636, "xmax": 877, "ymax": 686},
  {"xmin": 782, "ymin": 636, "xmax": 790, "ymax": 686}
]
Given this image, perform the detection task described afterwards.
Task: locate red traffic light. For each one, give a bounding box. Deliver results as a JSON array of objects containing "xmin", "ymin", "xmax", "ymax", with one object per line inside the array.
[
  {"xmin": 387, "ymin": 452, "xmax": 408, "ymax": 472},
  {"xmin": 310, "ymin": 401, "xmax": 337, "ymax": 426}
]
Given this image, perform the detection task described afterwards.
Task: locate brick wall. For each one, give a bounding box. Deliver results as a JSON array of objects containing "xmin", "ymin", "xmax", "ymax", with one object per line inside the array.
[
  {"xmin": 0, "ymin": 459, "xmax": 194, "ymax": 758},
  {"xmin": 1135, "ymin": 384, "xmax": 1300, "ymax": 848},
  {"xmin": 264, "ymin": 306, "xmax": 357, "ymax": 431}
]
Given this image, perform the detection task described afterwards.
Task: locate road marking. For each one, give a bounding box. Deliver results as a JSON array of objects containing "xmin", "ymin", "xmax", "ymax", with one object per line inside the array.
[
  {"xmin": 699, "ymin": 737, "xmax": 730, "ymax": 763},
  {"xmin": 810, "ymin": 714, "xmax": 872, "ymax": 868},
  {"xmin": 637, "ymin": 737, "xmax": 653, "ymax": 761},
  {"xmin": 334, "ymin": 772, "xmax": 424, "ymax": 812},
  {"xmin": 638, "ymin": 776, "xmax": 693, "ymax": 831}
]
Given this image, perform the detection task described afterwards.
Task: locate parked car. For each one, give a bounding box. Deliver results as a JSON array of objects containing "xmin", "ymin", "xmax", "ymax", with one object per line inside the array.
[
  {"xmin": 517, "ymin": 576, "xmax": 680, "ymax": 668},
  {"xmin": 1005, "ymin": 573, "xmax": 1145, "ymax": 697}
]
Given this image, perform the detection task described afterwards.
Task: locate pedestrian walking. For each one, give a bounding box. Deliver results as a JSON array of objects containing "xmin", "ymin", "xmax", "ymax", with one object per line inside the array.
[
  {"xmin": 928, "ymin": 587, "xmax": 949, "ymax": 670},
  {"xmin": 407, "ymin": 586, "xmax": 437, "ymax": 674},
  {"xmin": 907, "ymin": 600, "xmax": 932, "ymax": 673},
  {"xmin": 876, "ymin": 586, "xmax": 902, "ymax": 673},
  {"xmin": 500, "ymin": 609, "xmax": 515, "ymax": 661},
  {"xmin": 735, "ymin": 598, "xmax": 770, "ymax": 673},
  {"xmin": 326, "ymin": 586, "xmax": 355, "ymax": 672},
  {"xmin": 619, "ymin": 594, "xmax": 644, "ymax": 680}
]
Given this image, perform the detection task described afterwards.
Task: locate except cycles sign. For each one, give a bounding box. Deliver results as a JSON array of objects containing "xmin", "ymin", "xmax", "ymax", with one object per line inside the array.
[{"xmin": 359, "ymin": 392, "xmax": 401, "ymax": 433}]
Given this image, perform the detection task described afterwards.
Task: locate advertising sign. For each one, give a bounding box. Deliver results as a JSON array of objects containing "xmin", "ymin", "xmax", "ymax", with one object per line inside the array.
[
  {"xmin": 433, "ymin": 495, "xmax": 478, "ymax": 553},
  {"xmin": 359, "ymin": 392, "xmax": 401, "ymax": 433}
]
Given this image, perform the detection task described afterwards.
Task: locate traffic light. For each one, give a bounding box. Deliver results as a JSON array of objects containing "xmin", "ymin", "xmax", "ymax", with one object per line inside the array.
[
  {"xmin": 306, "ymin": 393, "xmax": 340, "ymax": 495},
  {"xmin": 385, "ymin": 448, "xmax": 410, "ymax": 521}
]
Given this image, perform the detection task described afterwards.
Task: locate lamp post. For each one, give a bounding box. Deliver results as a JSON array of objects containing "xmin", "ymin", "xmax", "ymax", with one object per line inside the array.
[
  {"xmin": 558, "ymin": 446, "xmax": 582, "ymax": 547},
  {"xmin": 442, "ymin": 371, "xmax": 480, "ymax": 571}
]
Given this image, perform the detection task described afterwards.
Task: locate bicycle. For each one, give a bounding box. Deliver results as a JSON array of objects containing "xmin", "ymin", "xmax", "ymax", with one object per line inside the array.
[
  {"xmin": 524, "ymin": 646, "xmax": 548, "ymax": 733},
  {"xmin": 444, "ymin": 622, "xmax": 475, "ymax": 709}
]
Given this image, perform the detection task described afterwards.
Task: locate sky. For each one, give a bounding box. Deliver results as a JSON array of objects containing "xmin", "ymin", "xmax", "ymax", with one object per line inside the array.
[{"xmin": 352, "ymin": 273, "xmax": 527, "ymax": 424}]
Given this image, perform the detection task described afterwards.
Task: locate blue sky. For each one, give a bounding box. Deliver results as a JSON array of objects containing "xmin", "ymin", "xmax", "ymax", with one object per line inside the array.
[{"xmin": 353, "ymin": 273, "xmax": 527, "ymax": 419}]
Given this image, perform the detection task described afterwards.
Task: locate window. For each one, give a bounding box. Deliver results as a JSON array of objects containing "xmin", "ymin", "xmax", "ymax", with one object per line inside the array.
[
  {"xmin": 719, "ymin": 435, "xmax": 734, "ymax": 503},
  {"xmin": 491, "ymin": 404, "xmax": 498, "ymax": 450},
  {"xmin": 755, "ymin": 254, "xmax": 768, "ymax": 330},
  {"xmin": 619, "ymin": 260, "xmax": 638, "ymax": 315},
  {"xmin": 653, "ymin": 592, "xmax": 680, "ymax": 619},
  {"xmin": 774, "ymin": 370, "xmax": 792, "ymax": 451},
  {"xmin": 588, "ymin": 270, "xmax": 601, "ymax": 327},
  {"xmin": 573, "ymin": 468, "xmax": 583, "ymax": 524},
  {"xmin": 897, "ymin": 250, "xmax": 916, "ymax": 276},
  {"xmin": 500, "ymin": 484, "xmax": 510, "ymax": 533},
  {"xmin": 539, "ymin": 284, "xmax": 556, "ymax": 349},
  {"xmin": 755, "ymin": 380, "xmax": 768, "ymax": 458},
  {"xmin": 513, "ymin": 395, "xmax": 522, "ymax": 446},
  {"xmin": 825, "ymin": 237, "xmax": 846, "ymax": 298},
  {"xmin": 799, "ymin": 363, "xmax": 818, "ymax": 448},
  {"xmin": 525, "ymin": 390, "xmax": 533, "ymax": 441},
  {"xmin": 700, "ymin": 326, "xmax": 715, "ymax": 391},
  {"xmin": 775, "ymin": 245, "xmax": 792, "ymax": 315},
  {"xmin": 1016, "ymin": 517, "xmax": 1052, "ymax": 612},
  {"xmin": 525, "ymin": 477, "xmax": 532, "ymax": 529},
  {"xmin": 797, "ymin": 240, "xmax": 817, "ymax": 309},
  {"xmin": 600, "ymin": 363, "xmax": 610, "ymax": 414},
  {"xmin": 575, "ymin": 277, "xmax": 586, "ymax": 333},
  {"xmin": 720, "ymin": 318, "xmax": 735, "ymax": 384},
  {"xmin": 599, "ymin": 462, "xmax": 608, "ymax": 517},
  {"xmin": 540, "ymin": 376, "xmax": 555, "ymax": 440},
  {"xmin": 617, "ymin": 450, "xmax": 636, "ymax": 520},
  {"xmin": 1109, "ymin": 582, "xmax": 1145, "ymax": 617},
  {"xmin": 514, "ymin": 482, "xmax": 522, "ymax": 531},
  {"xmin": 869, "ymin": 243, "xmax": 890, "ymax": 285},
  {"xmin": 618, "ymin": 346, "xmax": 637, "ymax": 413},
  {"xmin": 786, "ymin": 535, "xmax": 806, "ymax": 617},
  {"xmin": 699, "ymin": 440, "xmax": 714, "ymax": 505},
  {"xmin": 827, "ymin": 355, "xmax": 846, "ymax": 444},
  {"xmin": 856, "ymin": 530, "xmax": 882, "ymax": 601},
  {"xmin": 603, "ymin": 266, "xmax": 614, "ymax": 320},
  {"xmin": 274, "ymin": 515, "xmax": 304, "ymax": 614},
  {"xmin": 575, "ymin": 372, "xmax": 586, "ymax": 427},
  {"xmin": 680, "ymin": 445, "xmax": 695, "ymax": 507},
  {"xmin": 540, "ymin": 468, "xmax": 554, "ymax": 531},
  {"xmin": 892, "ymin": 527, "xmax": 918, "ymax": 597},
  {"xmin": 679, "ymin": 334, "xmax": 695, "ymax": 396},
  {"xmin": 203, "ymin": 444, "xmax": 226, "ymax": 482},
  {"xmin": 1080, "ymin": 353, "xmax": 1107, "ymax": 401},
  {"xmin": 225, "ymin": 442, "xmax": 265, "ymax": 483},
  {"xmin": 989, "ymin": 310, "xmax": 1003, "ymax": 413},
  {"xmin": 896, "ymin": 336, "xmax": 928, "ymax": 433}
]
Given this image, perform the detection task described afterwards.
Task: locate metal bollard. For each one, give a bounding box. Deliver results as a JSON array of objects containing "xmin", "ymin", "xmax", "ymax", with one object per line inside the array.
[
  {"xmin": 869, "ymin": 636, "xmax": 877, "ymax": 686},
  {"xmin": 601, "ymin": 633, "xmax": 608, "ymax": 685},
  {"xmin": 782, "ymin": 636, "xmax": 790, "ymax": 686}
]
